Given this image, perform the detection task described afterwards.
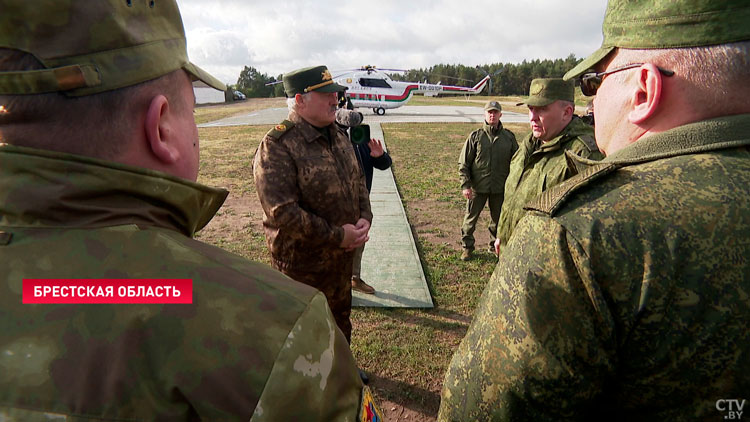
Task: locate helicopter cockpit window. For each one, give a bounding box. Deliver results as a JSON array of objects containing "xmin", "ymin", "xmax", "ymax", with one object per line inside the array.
[{"xmin": 359, "ymin": 78, "xmax": 391, "ymax": 88}]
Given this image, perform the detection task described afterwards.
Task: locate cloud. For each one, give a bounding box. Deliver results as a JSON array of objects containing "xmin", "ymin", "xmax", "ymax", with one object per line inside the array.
[{"xmin": 176, "ymin": 0, "xmax": 606, "ymax": 84}]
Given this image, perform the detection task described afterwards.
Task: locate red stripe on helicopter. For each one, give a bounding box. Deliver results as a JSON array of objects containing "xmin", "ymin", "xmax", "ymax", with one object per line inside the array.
[
  {"xmin": 384, "ymin": 84, "xmax": 418, "ymax": 101},
  {"xmin": 345, "ymin": 84, "xmax": 419, "ymax": 103}
]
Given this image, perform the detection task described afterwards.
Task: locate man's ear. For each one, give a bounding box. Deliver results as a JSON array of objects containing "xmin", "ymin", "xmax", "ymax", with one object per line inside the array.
[
  {"xmin": 628, "ymin": 63, "xmax": 664, "ymax": 124},
  {"xmin": 563, "ymin": 102, "xmax": 574, "ymax": 119},
  {"xmin": 144, "ymin": 94, "xmax": 179, "ymax": 164},
  {"xmin": 294, "ymin": 93, "xmax": 304, "ymax": 110}
]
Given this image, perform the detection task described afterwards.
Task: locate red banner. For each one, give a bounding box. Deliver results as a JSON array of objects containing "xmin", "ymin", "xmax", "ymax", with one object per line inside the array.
[{"xmin": 22, "ymin": 279, "xmax": 193, "ymax": 304}]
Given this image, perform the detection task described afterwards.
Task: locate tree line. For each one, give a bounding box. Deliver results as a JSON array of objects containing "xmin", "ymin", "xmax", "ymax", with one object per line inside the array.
[{"xmin": 233, "ymin": 54, "xmax": 582, "ymax": 98}]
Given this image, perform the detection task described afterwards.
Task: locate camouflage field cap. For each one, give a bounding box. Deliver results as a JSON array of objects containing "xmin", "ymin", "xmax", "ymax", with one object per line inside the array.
[
  {"xmin": 564, "ymin": 0, "xmax": 750, "ymax": 80},
  {"xmin": 284, "ymin": 65, "xmax": 346, "ymax": 97},
  {"xmin": 484, "ymin": 100, "xmax": 502, "ymax": 112},
  {"xmin": 0, "ymin": 0, "xmax": 226, "ymax": 96},
  {"xmin": 516, "ymin": 78, "xmax": 574, "ymax": 107}
]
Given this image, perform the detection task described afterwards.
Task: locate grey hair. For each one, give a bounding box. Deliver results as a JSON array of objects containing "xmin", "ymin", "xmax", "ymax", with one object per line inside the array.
[
  {"xmin": 287, "ymin": 93, "xmax": 311, "ymax": 112},
  {"xmin": 613, "ymin": 41, "xmax": 750, "ymax": 114}
]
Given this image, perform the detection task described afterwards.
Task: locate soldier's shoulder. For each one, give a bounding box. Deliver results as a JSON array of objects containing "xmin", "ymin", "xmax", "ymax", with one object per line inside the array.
[
  {"xmin": 265, "ymin": 119, "xmax": 296, "ymax": 140},
  {"xmin": 468, "ymin": 127, "xmax": 485, "ymax": 139},
  {"xmin": 524, "ymin": 161, "xmax": 620, "ymax": 216},
  {"xmin": 567, "ymin": 131, "xmax": 598, "ymax": 154}
]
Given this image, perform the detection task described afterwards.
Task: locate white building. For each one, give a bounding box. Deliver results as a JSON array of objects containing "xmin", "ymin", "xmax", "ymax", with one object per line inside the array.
[{"xmin": 193, "ymin": 80, "xmax": 226, "ymax": 105}]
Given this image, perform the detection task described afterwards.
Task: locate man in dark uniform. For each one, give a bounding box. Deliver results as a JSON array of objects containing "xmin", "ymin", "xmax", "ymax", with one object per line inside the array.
[
  {"xmin": 334, "ymin": 107, "xmax": 392, "ymax": 294},
  {"xmin": 254, "ymin": 65, "xmax": 372, "ymax": 343}
]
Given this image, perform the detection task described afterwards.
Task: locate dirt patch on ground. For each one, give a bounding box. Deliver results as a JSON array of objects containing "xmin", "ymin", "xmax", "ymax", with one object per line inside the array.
[
  {"xmin": 406, "ymin": 198, "xmax": 497, "ymax": 252},
  {"xmin": 198, "ymin": 195, "xmax": 262, "ymax": 239}
]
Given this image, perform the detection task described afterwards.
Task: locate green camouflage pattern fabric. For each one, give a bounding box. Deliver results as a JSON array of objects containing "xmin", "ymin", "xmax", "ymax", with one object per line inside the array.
[
  {"xmin": 0, "ymin": 145, "xmax": 368, "ymax": 421},
  {"xmin": 565, "ymin": 0, "xmax": 750, "ymax": 79},
  {"xmin": 516, "ymin": 78, "xmax": 574, "ymax": 107},
  {"xmin": 439, "ymin": 114, "xmax": 750, "ymax": 421},
  {"xmin": 253, "ymin": 110, "xmax": 372, "ymax": 341},
  {"xmin": 0, "ymin": 0, "xmax": 224, "ymax": 96},
  {"xmin": 495, "ymin": 116, "xmax": 602, "ymax": 246},
  {"xmin": 459, "ymin": 121, "xmax": 517, "ymax": 194}
]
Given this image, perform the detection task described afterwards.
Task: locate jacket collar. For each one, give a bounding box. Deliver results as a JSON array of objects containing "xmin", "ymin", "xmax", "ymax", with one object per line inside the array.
[
  {"xmin": 288, "ymin": 110, "xmax": 335, "ymax": 144},
  {"xmin": 604, "ymin": 114, "xmax": 750, "ymax": 164},
  {"xmin": 483, "ymin": 121, "xmax": 503, "ymax": 136},
  {"xmin": 534, "ymin": 116, "xmax": 590, "ymax": 152},
  {"xmin": 0, "ymin": 145, "xmax": 228, "ymax": 236}
]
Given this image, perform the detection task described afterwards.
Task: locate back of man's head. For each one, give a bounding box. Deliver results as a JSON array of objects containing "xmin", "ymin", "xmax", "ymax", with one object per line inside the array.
[
  {"xmin": 0, "ymin": 0, "xmax": 224, "ymax": 159},
  {"xmin": 565, "ymin": 0, "xmax": 750, "ymax": 119}
]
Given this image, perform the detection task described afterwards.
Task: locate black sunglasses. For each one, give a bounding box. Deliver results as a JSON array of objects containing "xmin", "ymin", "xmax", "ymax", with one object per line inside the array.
[{"xmin": 579, "ymin": 63, "xmax": 675, "ymax": 96}]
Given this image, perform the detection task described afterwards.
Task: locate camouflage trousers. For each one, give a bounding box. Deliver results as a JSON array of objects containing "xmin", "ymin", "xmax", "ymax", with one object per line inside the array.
[
  {"xmin": 274, "ymin": 256, "xmax": 354, "ymax": 343},
  {"xmin": 461, "ymin": 192, "xmax": 503, "ymax": 250}
]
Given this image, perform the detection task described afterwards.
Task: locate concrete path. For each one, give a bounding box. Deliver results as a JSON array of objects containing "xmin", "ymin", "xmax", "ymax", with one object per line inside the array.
[
  {"xmin": 200, "ymin": 104, "xmax": 528, "ymax": 308},
  {"xmin": 351, "ymin": 123, "xmax": 433, "ymax": 308}
]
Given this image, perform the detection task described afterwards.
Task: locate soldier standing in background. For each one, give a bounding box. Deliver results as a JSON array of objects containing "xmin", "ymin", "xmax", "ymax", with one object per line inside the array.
[
  {"xmin": 494, "ymin": 78, "xmax": 602, "ymax": 253},
  {"xmin": 254, "ymin": 65, "xmax": 372, "ymax": 343},
  {"xmin": 440, "ymin": 0, "xmax": 750, "ymax": 420},
  {"xmin": 458, "ymin": 100, "xmax": 517, "ymax": 261},
  {"xmin": 0, "ymin": 1, "xmax": 381, "ymax": 421}
]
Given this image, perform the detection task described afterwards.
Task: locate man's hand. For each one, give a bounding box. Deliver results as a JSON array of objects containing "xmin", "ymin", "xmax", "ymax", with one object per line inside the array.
[
  {"xmin": 368, "ymin": 138, "xmax": 385, "ymax": 158},
  {"xmin": 340, "ymin": 219, "xmax": 371, "ymax": 250},
  {"xmin": 494, "ymin": 238, "xmax": 501, "ymax": 256},
  {"xmin": 462, "ymin": 188, "xmax": 474, "ymax": 200}
]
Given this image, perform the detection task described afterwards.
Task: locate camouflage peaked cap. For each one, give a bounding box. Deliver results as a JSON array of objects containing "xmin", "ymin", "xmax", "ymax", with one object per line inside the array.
[
  {"xmin": 484, "ymin": 100, "xmax": 502, "ymax": 112},
  {"xmin": 283, "ymin": 65, "xmax": 346, "ymax": 97},
  {"xmin": 565, "ymin": 0, "xmax": 750, "ymax": 79},
  {"xmin": 516, "ymin": 78, "xmax": 574, "ymax": 107},
  {"xmin": 0, "ymin": 0, "xmax": 225, "ymax": 96}
]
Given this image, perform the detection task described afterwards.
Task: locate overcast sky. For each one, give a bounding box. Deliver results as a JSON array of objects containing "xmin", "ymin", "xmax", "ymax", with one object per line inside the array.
[{"xmin": 176, "ymin": 0, "xmax": 608, "ymax": 85}]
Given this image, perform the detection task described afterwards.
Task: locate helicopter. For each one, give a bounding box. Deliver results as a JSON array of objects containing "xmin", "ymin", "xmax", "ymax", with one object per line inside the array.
[{"xmin": 334, "ymin": 65, "xmax": 490, "ymax": 115}]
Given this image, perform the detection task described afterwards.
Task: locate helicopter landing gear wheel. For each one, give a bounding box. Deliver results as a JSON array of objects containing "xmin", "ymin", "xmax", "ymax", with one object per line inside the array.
[
  {"xmin": 376, "ymin": 107, "xmax": 386, "ymax": 115},
  {"xmin": 372, "ymin": 108, "xmax": 378, "ymax": 114}
]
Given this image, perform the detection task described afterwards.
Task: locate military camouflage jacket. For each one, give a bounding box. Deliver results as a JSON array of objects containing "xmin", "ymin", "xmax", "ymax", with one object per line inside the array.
[
  {"xmin": 496, "ymin": 116, "xmax": 602, "ymax": 245},
  {"xmin": 458, "ymin": 121, "xmax": 518, "ymax": 194},
  {"xmin": 253, "ymin": 110, "xmax": 372, "ymax": 272},
  {"xmin": 439, "ymin": 114, "xmax": 750, "ymax": 421},
  {"xmin": 0, "ymin": 145, "xmax": 372, "ymax": 421}
]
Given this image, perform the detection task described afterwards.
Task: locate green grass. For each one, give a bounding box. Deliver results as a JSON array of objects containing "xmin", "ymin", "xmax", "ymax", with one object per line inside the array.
[{"xmin": 193, "ymin": 105, "xmax": 531, "ymax": 420}]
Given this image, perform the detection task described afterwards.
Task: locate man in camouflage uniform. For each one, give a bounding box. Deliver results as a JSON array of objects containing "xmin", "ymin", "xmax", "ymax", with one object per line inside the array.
[
  {"xmin": 439, "ymin": 1, "xmax": 750, "ymax": 420},
  {"xmin": 253, "ymin": 65, "xmax": 372, "ymax": 343},
  {"xmin": 458, "ymin": 100, "xmax": 517, "ymax": 261},
  {"xmin": 494, "ymin": 78, "xmax": 603, "ymax": 253},
  {"xmin": 0, "ymin": 1, "xmax": 381, "ymax": 421}
]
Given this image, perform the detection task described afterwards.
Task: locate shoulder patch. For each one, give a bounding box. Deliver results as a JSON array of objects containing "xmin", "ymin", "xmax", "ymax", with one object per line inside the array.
[
  {"xmin": 266, "ymin": 119, "xmax": 295, "ymax": 139},
  {"xmin": 524, "ymin": 162, "xmax": 620, "ymax": 216},
  {"xmin": 359, "ymin": 386, "xmax": 384, "ymax": 422}
]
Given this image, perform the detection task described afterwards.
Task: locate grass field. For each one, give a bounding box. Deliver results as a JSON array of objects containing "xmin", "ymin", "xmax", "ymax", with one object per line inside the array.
[{"xmin": 194, "ymin": 98, "xmax": 530, "ymax": 421}]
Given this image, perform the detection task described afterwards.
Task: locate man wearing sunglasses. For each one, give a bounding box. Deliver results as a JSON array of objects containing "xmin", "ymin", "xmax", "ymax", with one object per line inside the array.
[
  {"xmin": 439, "ymin": 1, "xmax": 750, "ymax": 421},
  {"xmin": 494, "ymin": 78, "xmax": 602, "ymax": 253}
]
